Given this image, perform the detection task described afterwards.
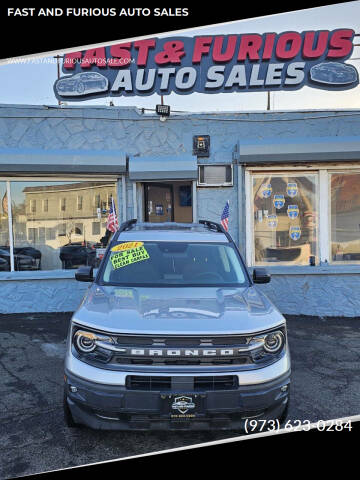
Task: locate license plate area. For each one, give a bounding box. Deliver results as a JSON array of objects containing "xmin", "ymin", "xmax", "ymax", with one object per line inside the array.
[{"xmin": 161, "ymin": 393, "xmax": 205, "ymax": 419}]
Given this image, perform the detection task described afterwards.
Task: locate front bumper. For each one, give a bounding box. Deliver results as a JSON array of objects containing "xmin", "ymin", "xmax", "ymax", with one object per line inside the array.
[{"xmin": 64, "ymin": 362, "xmax": 291, "ymax": 431}]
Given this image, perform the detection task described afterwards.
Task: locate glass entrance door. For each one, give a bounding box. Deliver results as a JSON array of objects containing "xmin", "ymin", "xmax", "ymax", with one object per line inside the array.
[{"xmin": 144, "ymin": 183, "xmax": 174, "ymax": 222}]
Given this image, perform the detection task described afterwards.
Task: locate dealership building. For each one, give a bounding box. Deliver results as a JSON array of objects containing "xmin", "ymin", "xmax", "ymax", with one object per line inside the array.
[{"xmin": 1, "ymin": 103, "xmax": 360, "ymax": 316}]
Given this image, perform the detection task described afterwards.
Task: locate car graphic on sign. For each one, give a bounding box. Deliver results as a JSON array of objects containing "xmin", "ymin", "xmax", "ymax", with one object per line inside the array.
[
  {"xmin": 310, "ymin": 62, "xmax": 358, "ymax": 86},
  {"xmin": 55, "ymin": 72, "xmax": 109, "ymax": 96}
]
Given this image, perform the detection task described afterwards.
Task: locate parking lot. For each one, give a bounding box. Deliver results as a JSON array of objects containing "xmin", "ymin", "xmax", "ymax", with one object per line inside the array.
[{"xmin": 1, "ymin": 312, "xmax": 360, "ymax": 478}]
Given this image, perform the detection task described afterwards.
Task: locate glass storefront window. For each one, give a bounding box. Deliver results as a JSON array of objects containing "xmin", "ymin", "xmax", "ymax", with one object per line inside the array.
[
  {"xmin": 9, "ymin": 180, "xmax": 118, "ymax": 271},
  {"xmin": 330, "ymin": 172, "xmax": 360, "ymax": 262},
  {"xmin": 0, "ymin": 182, "xmax": 10, "ymax": 271},
  {"xmin": 252, "ymin": 173, "xmax": 318, "ymax": 265}
]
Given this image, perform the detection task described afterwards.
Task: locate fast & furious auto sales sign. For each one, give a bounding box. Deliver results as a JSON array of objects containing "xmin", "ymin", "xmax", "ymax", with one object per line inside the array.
[{"xmin": 54, "ymin": 29, "xmax": 359, "ymax": 100}]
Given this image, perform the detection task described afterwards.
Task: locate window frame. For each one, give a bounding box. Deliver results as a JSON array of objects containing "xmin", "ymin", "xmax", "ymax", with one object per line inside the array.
[
  {"xmin": 29, "ymin": 199, "xmax": 37, "ymax": 214},
  {"xmin": 328, "ymin": 169, "xmax": 360, "ymax": 265},
  {"xmin": 0, "ymin": 176, "xmax": 120, "ymax": 273},
  {"xmin": 246, "ymin": 169, "xmax": 319, "ymax": 267},
  {"xmin": 197, "ymin": 164, "xmax": 233, "ymax": 187},
  {"xmin": 60, "ymin": 197, "xmax": 66, "ymax": 212},
  {"xmin": 77, "ymin": 195, "xmax": 83, "ymax": 211},
  {"xmin": 92, "ymin": 221, "xmax": 101, "ymax": 236},
  {"xmin": 245, "ymin": 164, "xmax": 360, "ymax": 267}
]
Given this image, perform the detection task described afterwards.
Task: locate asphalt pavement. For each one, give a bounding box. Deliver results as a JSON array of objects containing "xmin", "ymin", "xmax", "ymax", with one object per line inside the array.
[{"xmin": 0, "ymin": 312, "xmax": 359, "ymax": 478}]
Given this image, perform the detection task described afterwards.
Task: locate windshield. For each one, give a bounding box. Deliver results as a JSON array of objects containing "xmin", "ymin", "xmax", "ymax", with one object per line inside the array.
[{"xmin": 99, "ymin": 241, "xmax": 248, "ymax": 286}]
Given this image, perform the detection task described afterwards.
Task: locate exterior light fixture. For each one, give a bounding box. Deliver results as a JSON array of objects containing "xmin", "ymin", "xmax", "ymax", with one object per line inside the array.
[
  {"xmin": 193, "ymin": 135, "xmax": 210, "ymax": 157},
  {"xmin": 156, "ymin": 104, "xmax": 170, "ymax": 117}
]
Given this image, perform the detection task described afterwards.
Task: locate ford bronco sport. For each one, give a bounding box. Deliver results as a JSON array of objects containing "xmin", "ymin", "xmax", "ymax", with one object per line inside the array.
[{"xmin": 64, "ymin": 220, "xmax": 290, "ymax": 430}]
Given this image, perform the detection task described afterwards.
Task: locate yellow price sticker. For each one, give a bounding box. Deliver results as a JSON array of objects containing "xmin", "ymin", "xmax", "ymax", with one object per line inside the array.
[{"xmin": 111, "ymin": 241, "xmax": 143, "ymax": 252}]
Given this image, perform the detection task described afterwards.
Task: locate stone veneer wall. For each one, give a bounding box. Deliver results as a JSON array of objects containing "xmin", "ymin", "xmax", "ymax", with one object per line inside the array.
[
  {"xmin": 256, "ymin": 274, "xmax": 360, "ymax": 317},
  {"xmin": 1, "ymin": 105, "xmax": 360, "ymax": 316},
  {"xmin": 0, "ymin": 272, "xmax": 89, "ymax": 314},
  {"xmin": 0, "ymin": 272, "xmax": 359, "ymax": 316}
]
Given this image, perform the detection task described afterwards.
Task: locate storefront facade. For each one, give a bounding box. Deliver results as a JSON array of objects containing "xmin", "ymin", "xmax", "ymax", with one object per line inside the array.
[{"xmin": 1, "ymin": 103, "xmax": 360, "ymax": 316}]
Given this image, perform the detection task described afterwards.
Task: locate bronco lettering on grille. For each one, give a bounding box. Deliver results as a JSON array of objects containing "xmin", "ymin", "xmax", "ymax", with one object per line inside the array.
[{"xmin": 129, "ymin": 348, "xmax": 235, "ymax": 357}]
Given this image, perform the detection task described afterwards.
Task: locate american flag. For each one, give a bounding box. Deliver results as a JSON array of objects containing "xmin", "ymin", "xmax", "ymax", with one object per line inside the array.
[
  {"xmin": 221, "ymin": 201, "xmax": 229, "ymax": 231},
  {"xmin": 106, "ymin": 197, "xmax": 119, "ymax": 233}
]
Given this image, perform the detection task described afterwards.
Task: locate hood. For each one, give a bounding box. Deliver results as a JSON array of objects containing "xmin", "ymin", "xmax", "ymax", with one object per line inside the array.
[{"xmin": 72, "ymin": 284, "xmax": 285, "ymax": 335}]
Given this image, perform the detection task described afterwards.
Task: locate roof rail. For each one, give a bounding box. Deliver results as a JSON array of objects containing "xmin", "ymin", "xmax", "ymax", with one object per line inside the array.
[
  {"xmin": 199, "ymin": 219, "xmax": 226, "ymax": 234},
  {"xmin": 119, "ymin": 218, "xmax": 137, "ymax": 232}
]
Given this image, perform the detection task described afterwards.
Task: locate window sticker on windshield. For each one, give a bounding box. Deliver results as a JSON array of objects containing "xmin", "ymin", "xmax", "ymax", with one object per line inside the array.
[
  {"xmin": 111, "ymin": 245, "xmax": 149, "ymax": 269},
  {"xmin": 111, "ymin": 241, "xmax": 143, "ymax": 252},
  {"xmin": 114, "ymin": 289, "xmax": 134, "ymax": 298}
]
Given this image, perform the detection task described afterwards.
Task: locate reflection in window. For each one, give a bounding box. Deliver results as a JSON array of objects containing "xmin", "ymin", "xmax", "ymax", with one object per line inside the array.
[
  {"xmin": 74, "ymin": 223, "xmax": 83, "ymax": 235},
  {"xmin": 94, "ymin": 194, "xmax": 101, "ymax": 209},
  {"xmin": 331, "ymin": 173, "xmax": 360, "ymax": 262},
  {"xmin": 92, "ymin": 222, "xmax": 100, "ymax": 235},
  {"xmin": 252, "ymin": 174, "xmax": 318, "ymax": 265},
  {"xmin": 0, "ymin": 182, "xmax": 10, "ymax": 271},
  {"xmin": 39, "ymin": 227, "xmax": 46, "ymax": 243},
  {"xmin": 58, "ymin": 223, "xmax": 66, "ymax": 236},
  {"xmin": 11, "ymin": 181, "xmax": 118, "ymax": 271},
  {"xmin": 28, "ymin": 228, "xmax": 37, "ymax": 242},
  {"xmin": 46, "ymin": 227, "xmax": 56, "ymax": 241}
]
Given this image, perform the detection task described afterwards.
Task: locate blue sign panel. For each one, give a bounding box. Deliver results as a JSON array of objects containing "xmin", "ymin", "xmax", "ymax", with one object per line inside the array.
[
  {"xmin": 273, "ymin": 195, "xmax": 285, "ymax": 210},
  {"xmin": 289, "ymin": 226, "xmax": 302, "ymax": 240},
  {"xmin": 287, "ymin": 205, "xmax": 300, "ymax": 219},
  {"xmin": 267, "ymin": 214, "xmax": 278, "ymax": 228},
  {"xmin": 286, "ymin": 182, "xmax": 298, "ymax": 198},
  {"xmin": 260, "ymin": 183, "xmax": 272, "ymax": 198}
]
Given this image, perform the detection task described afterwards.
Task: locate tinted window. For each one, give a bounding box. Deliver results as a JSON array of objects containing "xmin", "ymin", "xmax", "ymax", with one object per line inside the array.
[{"xmin": 101, "ymin": 241, "xmax": 247, "ymax": 286}]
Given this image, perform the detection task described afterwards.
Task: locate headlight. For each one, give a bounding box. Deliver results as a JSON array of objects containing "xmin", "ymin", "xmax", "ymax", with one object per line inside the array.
[
  {"xmin": 74, "ymin": 330, "xmax": 97, "ymax": 353},
  {"xmin": 73, "ymin": 329, "xmax": 114, "ymax": 354},
  {"xmin": 263, "ymin": 330, "xmax": 284, "ymax": 353}
]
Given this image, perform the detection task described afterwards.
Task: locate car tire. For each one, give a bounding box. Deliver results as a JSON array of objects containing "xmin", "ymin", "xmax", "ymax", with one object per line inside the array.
[{"xmin": 63, "ymin": 390, "xmax": 80, "ymax": 428}]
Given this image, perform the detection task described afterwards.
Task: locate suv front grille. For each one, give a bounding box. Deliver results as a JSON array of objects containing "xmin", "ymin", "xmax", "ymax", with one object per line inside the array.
[
  {"xmin": 194, "ymin": 376, "xmax": 238, "ymax": 390},
  {"xmin": 114, "ymin": 355, "xmax": 251, "ymax": 366},
  {"xmin": 126, "ymin": 376, "xmax": 172, "ymax": 390},
  {"xmin": 115, "ymin": 334, "xmax": 249, "ymax": 347},
  {"xmin": 108, "ymin": 333, "xmax": 254, "ymax": 366},
  {"xmin": 126, "ymin": 375, "xmax": 238, "ymax": 391}
]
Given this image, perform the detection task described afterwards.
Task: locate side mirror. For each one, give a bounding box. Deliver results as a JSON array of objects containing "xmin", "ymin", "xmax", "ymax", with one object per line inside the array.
[
  {"xmin": 75, "ymin": 266, "xmax": 94, "ymax": 282},
  {"xmin": 253, "ymin": 268, "xmax": 271, "ymax": 284}
]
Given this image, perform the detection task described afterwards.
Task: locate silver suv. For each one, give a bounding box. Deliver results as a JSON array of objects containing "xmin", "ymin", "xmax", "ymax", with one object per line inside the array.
[{"xmin": 64, "ymin": 220, "xmax": 290, "ymax": 430}]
